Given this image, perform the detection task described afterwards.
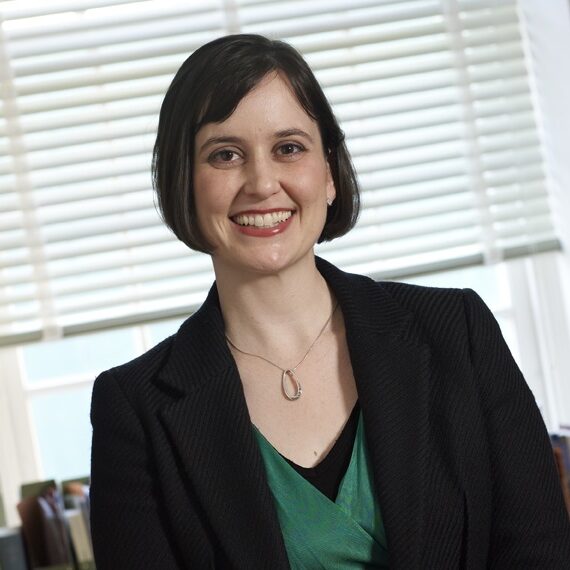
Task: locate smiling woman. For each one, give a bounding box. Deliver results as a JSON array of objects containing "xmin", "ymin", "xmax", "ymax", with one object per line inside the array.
[
  {"xmin": 193, "ymin": 73, "xmax": 336, "ymax": 275},
  {"xmin": 151, "ymin": 35, "xmax": 359, "ymax": 256},
  {"xmin": 89, "ymin": 34, "xmax": 570, "ymax": 569}
]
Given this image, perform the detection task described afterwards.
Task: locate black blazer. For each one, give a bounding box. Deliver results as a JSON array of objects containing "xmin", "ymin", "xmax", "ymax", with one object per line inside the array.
[{"xmin": 90, "ymin": 258, "xmax": 570, "ymax": 569}]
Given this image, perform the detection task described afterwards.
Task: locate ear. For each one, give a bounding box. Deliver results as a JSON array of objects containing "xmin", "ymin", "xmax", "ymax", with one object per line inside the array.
[{"xmin": 325, "ymin": 159, "xmax": 336, "ymax": 204}]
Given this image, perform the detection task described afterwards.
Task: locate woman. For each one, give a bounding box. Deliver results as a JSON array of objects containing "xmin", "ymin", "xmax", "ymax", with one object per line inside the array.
[{"xmin": 90, "ymin": 34, "xmax": 570, "ymax": 569}]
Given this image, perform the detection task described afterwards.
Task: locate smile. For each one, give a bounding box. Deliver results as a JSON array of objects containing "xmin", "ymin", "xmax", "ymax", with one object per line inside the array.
[{"xmin": 232, "ymin": 210, "xmax": 293, "ymax": 228}]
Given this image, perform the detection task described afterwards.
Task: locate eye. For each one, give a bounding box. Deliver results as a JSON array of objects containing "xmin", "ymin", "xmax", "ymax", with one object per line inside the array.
[
  {"xmin": 208, "ymin": 148, "xmax": 241, "ymax": 165},
  {"xmin": 276, "ymin": 142, "xmax": 305, "ymax": 157}
]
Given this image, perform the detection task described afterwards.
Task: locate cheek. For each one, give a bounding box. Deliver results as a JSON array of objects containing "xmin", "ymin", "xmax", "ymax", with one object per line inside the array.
[
  {"xmin": 193, "ymin": 172, "xmax": 228, "ymax": 217},
  {"xmin": 292, "ymin": 162, "xmax": 330, "ymax": 201}
]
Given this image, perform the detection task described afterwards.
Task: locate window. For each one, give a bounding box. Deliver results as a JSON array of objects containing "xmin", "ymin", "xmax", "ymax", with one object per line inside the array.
[
  {"xmin": 1, "ymin": 0, "xmax": 570, "ymax": 527},
  {"xmin": 0, "ymin": 0, "xmax": 559, "ymax": 341}
]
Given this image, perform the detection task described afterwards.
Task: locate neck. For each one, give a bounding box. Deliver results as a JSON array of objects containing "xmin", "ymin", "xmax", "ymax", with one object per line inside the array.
[{"xmin": 214, "ymin": 255, "xmax": 335, "ymax": 358}]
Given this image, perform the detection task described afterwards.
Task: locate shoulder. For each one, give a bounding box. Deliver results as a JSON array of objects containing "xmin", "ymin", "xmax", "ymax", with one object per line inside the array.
[
  {"xmin": 380, "ymin": 280, "xmax": 488, "ymax": 324},
  {"xmin": 91, "ymin": 334, "xmax": 177, "ymax": 411},
  {"xmin": 93, "ymin": 306, "xmax": 202, "ymax": 399},
  {"xmin": 317, "ymin": 255, "xmax": 482, "ymax": 321},
  {"xmin": 380, "ymin": 279, "xmax": 465, "ymax": 309},
  {"xmin": 380, "ymin": 279, "xmax": 521, "ymax": 402},
  {"xmin": 384, "ymin": 281, "xmax": 492, "ymax": 350},
  {"xmin": 92, "ymin": 282, "xmax": 228, "ymax": 411},
  {"xmin": 381, "ymin": 280, "xmax": 498, "ymax": 351},
  {"xmin": 100, "ymin": 334, "xmax": 175, "ymax": 382},
  {"xmin": 317, "ymin": 257, "xmax": 489, "ymax": 343},
  {"xmin": 91, "ymin": 284, "xmax": 223, "ymax": 401},
  {"xmin": 94, "ymin": 284, "xmax": 220, "ymax": 386}
]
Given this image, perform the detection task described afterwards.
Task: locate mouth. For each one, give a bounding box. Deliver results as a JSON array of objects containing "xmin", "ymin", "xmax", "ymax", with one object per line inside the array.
[{"xmin": 231, "ymin": 210, "xmax": 294, "ymax": 229}]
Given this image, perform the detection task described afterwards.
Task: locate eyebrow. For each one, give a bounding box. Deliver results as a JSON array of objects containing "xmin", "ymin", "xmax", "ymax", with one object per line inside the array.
[
  {"xmin": 274, "ymin": 128, "xmax": 314, "ymax": 143},
  {"xmin": 198, "ymin": 135, "xmax": 243, "ymax": 153},
  {"xmin": 198, "ymin": 128, "xmax": 314, "ymax": 153}
]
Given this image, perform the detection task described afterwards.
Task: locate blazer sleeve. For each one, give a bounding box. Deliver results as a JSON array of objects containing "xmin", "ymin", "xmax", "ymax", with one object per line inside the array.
[
  {"xmin": 90, "ymin": 370, "xmax": 183, "ymax": 569},
  {"xmin": 463, "ymin": 289, "xmax": 570, "ymax": 568}
]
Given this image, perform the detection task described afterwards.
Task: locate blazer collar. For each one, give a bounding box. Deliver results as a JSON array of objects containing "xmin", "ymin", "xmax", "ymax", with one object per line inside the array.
[{"xmin": 157, "ymin": 257, "xmax": 430, "ymax": 569}]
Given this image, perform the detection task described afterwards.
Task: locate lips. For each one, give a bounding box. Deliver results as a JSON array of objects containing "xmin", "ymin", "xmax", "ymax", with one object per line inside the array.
[
  {"xmin": 231, "ymin": 210, "xmax": 293, "ymax": 229},
  {"xmin": 230, "ymin": 209, "xmax": 295, "ymax": 237}
]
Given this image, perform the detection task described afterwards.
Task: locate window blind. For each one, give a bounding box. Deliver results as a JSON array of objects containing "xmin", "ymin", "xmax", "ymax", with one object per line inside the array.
[{"xmin": 0, "ymin": 0, "xmax": 559, "ymax": 344}]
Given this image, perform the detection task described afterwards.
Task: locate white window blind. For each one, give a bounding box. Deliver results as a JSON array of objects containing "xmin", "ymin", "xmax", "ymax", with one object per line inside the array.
[{"xmin": 0, "ymin": 0, "xmax": 559, "ymax": 344}]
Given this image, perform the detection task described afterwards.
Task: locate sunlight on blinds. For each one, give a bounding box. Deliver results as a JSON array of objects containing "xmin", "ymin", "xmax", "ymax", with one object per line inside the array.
[{"xmin": 0, "ymin": 0, "xmax": 559, "ymax": 343}]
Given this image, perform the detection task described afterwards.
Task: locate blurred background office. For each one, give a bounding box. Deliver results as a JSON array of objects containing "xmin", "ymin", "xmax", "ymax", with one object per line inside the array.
[{"xmin": 1, "ymin": 0, "xmax": 570, "ymax": 527}]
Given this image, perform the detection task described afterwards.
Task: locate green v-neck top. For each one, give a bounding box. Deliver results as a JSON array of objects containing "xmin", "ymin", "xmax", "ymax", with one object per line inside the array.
[{"xmin": 253, "ymin": 411, "xmax": 389, "ymax": 568}]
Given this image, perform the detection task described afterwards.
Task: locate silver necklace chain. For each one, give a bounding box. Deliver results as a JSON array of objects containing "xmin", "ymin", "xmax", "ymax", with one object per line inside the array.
[{"xmin": 225, "ymin": 301, "xmax": 339, "ymax": 401}]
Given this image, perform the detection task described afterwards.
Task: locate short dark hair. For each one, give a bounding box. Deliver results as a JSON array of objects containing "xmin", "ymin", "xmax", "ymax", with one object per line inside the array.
[{"xmin": 152, "ymin": 34, "xmax": 360, "ymax": 253}]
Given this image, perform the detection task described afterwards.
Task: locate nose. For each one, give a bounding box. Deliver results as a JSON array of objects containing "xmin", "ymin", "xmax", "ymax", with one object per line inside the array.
[{"xmin": 242, "ymin": 153, "xmax": 280, "ymax": 199}]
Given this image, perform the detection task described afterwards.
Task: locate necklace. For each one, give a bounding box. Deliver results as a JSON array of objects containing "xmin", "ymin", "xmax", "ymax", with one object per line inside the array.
[{"xmin": 226, "ymin": 301, "xmax": 339, "ymax": 401}]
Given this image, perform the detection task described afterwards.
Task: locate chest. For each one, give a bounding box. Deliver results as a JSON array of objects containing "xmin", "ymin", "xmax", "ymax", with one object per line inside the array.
[
  {"xmin": 155, "ymin": 327, "xmax": 492, "ymax": 569},
  {"xmin": 234, "ymin": 332, "xmax": 358, "ymax": 467}
]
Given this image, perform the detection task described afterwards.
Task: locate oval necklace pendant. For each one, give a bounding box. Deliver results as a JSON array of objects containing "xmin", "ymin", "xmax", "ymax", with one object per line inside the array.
[{"xmin": 282, "ymin": 369, "xmax": 302, "ymax": 401}]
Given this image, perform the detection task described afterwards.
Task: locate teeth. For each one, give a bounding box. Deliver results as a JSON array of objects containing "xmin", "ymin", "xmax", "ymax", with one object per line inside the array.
[{"xmin": 234, "ymin": 211, "xmax": 292, "ymax": 228}]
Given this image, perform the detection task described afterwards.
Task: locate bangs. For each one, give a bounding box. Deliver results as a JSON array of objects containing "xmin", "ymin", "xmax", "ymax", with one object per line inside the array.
[{"xmin": 194, "ymin": 63, "xmax": 277, "ymax": 133}]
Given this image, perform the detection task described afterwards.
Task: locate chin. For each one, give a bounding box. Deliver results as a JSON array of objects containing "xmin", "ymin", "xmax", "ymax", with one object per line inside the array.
[
  {"xmin": 216, "ymin": 245, "xmax": 315, "ymax": 277},
  {"xmin": 240, "ymin": 253, "xmax": 295, "ymax": 276}
]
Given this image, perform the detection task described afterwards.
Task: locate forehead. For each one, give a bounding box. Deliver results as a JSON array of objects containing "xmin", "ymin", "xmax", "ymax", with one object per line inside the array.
[{"xmin": 196, "ymin": 73, "xmax": 319, "ymax": 140}]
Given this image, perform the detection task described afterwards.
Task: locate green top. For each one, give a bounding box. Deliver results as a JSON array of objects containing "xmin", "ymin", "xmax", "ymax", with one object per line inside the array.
[{"xmin": 253, "ymin": 411, "xmax": 389, "ymax": 569}]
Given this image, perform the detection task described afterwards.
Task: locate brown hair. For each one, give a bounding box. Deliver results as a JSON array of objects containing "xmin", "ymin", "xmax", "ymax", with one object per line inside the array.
[{"xmin": 152, "ymin": 34, "xmax": 360, "ymax": 253}]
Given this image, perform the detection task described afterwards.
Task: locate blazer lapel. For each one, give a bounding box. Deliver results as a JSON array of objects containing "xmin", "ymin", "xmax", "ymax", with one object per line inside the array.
[
  {"xmin": 350, "ymin": 328, "xmax": 430, "ymax": 570},
  {"xmin": 156, "ymin": 286, "xmax": 290, "ymax": 568},
  {"xmin": 318, "ymin": 258, "xmax": 430, "ymax": 569}
]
